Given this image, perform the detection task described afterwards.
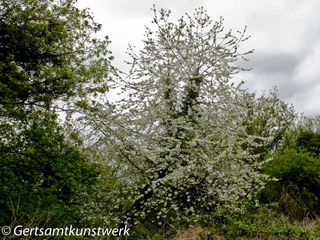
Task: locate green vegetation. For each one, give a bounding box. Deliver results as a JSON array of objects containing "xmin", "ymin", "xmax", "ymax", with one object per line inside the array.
[
  {"xmin": 0, "ymin": 0, "xmax": 112, "ymax": 231},
  {"xmin": 0, "ymin": 111, "xmax": 98, "ymax": 226},
  {"xmin": 260, "ymin": 129, "xmax": 320, "ymax": 221},
  {"xmin": 1, "ymin": 1, "xmax": 320, "ymax": 239}
]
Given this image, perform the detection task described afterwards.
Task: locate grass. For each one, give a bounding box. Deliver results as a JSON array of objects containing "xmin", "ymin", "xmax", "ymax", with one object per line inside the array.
[{"xmin": 171, "ymin": 205, "xmax": 320, "ymax": 240}]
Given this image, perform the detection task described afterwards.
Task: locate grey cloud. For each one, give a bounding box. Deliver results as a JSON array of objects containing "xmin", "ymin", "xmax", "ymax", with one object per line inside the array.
[
  {"xmin": 83, "ymin": 0, "xmax": 204, "ymax": 18},
  {"xmin": 250, "ymin": 53, "xmax": 300, "ymax": 75},
  {"xmin": 243, "ymin": 48, "xmax": 320, "ymax": 115},
  {"xmin": 240, "ymin": 52, "xmax": 302, "ymax": 98}
]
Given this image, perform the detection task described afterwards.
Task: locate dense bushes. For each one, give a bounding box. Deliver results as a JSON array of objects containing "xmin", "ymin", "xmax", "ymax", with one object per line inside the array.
[
  {"xmin": 0, "ymin": 112, "xmax": 99, "ymax": 227},
  {"xmin": 207, "ymin": 205, "xmax": 320, "ymax": 240},
  {"xmin": 0, "ymin": 0, "xmax": 111, "ymax": 230},
  {"xmin": 260, "ymin": 130, "xmax": 320, "ymax": 221}
]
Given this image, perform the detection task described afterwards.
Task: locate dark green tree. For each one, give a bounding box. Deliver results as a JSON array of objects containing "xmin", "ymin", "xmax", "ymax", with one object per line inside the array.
[
  {"xmin": 261, "ymin": 126, "xmax": 320, "ymax": 220},
  {"xmin": 0, "ymin": 0, "xmax": 112, "ymax": 226},
  {"xmin": 0, "ymin": 0, "xmax": 111, "ymax": 114},
  {"xmin": 0, "ymin": 111, "xmax": 98, "ymax": 226}
]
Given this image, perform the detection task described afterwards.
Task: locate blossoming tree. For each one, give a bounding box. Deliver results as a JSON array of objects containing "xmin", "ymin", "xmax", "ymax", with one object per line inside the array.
[{"xmin": 80, "ymin": 6, "xmax": 295, "ymax": 227}]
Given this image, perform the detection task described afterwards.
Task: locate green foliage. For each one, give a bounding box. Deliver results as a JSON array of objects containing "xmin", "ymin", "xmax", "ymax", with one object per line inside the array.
[
  {"xmin": 0, "ymin": 0, "xmax": 112, "ymax": 228},
  {"xmin": 208, "ymin": 205, "xmax": 320, "ymax": 240},
  {"xmin": 264, "ymin": 149, "xmax": 320, "ymax": 184},
  {"xmin": 0, "ymin": 111, "xmax": 99, "ymax": 226},
  {"xmin": 130, "ymin": 205, "xmax": 320, "ymax": 239},
  {"xmin": 260, "ymin": 129, "xmax": 320, "ymax": 220},
  {"xmin": 78, "ymin": 152, "xmax": 127, "ymax": 227},
  {"xmin": 297, "ymin": 131, "xmax": 320, "ymax": 157},
  {"xmin": 0, "ymin": 0, "xmax": 111, "ymax": 113}
]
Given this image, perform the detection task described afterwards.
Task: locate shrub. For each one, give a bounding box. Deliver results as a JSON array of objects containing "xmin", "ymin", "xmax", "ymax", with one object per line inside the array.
[{"xmin": 260, "ymin": 148, "xmax": 320, "ymax": 220}]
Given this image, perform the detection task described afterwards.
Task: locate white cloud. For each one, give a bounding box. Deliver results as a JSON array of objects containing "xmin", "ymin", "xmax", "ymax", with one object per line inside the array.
[{"xmin": 296, "ymin": 43, "xmax": 320, "ymax": 82}]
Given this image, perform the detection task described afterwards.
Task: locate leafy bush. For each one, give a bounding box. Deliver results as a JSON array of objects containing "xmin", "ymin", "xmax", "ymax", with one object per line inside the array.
[
  {"xmin": 260, "ymin": 141, "xmax": 320, "ymax": 220},
  {"xmin": 0, "ymin": 112, "xmax": 99, "ymax": 227},
  {"xmin": 297, "ymin": 131, "xmax": 320, "ymax": 157},
  {"xmin": 208, "ymin": 205, "xmax": 320, "ymax": 240}
]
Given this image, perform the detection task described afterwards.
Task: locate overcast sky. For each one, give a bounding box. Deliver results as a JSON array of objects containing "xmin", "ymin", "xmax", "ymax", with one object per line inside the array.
[{"xmin": 78, "ymin": 0, "xmax": 320, "ymax": 116}]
